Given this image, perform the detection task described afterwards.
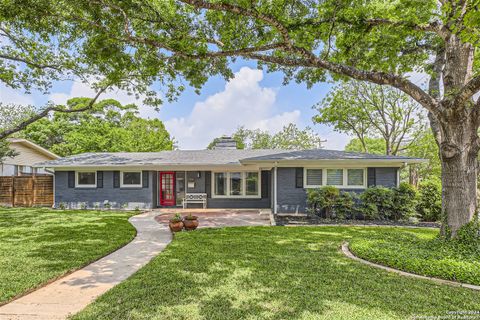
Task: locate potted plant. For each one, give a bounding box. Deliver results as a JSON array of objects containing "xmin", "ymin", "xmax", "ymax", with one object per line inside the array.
[
  {"xmin": 183, "ymin": 214, "xmax": 199, "ymax": 231},
  {"xmin": 169, "ymin": 213, "xmax": 184, "ymax": 232}
]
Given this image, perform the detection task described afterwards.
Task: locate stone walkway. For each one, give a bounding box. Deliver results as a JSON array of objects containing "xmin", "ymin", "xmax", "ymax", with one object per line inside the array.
[{"xmin": 0, "ymin": 211, "xmax": 172, "ymax": 320}]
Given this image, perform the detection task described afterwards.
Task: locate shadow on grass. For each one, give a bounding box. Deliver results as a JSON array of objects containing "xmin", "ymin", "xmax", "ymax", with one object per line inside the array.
[{"xmin": 73, "ymin": 226, "xmax": 480, "ymax": 320}]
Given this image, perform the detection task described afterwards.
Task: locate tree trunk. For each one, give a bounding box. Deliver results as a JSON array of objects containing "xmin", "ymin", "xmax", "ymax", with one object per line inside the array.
[{"xmin": 438, "ymin": 113, "xmax": 479, "ymax": 238}]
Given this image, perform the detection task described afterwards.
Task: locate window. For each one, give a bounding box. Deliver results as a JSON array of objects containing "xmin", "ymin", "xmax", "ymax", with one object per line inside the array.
[
  {"xmin": 304, "ymin": 168, "xmax": 366, "ymax": 189},
  {"xmin": 306, "ymin": 169, "xmax": 322, "ymax": 187},
  {"xmin": 326, "ymin": 169, "xmax": 343, "ymax": 186},
  {"xmin": 214, "ymin": 172, "xmax": 227, "ymax": 196},
  {"xmin": 246, "ymin": 172, "xmax": 259, "ymax": 195},
  {"xmin": 347, "ymin": 169, "xmax": 364, "ymax": 186},
  {"xmin": 212, "ymin": 171, "xmax": 261, "ymax": 198},
  {"xmin": 121, "ymin": 171, "xmax": 142, "ymax": 187},
  {"xmin": 76, "ymin": 171, "xmax": 96, "ymax": 188}
]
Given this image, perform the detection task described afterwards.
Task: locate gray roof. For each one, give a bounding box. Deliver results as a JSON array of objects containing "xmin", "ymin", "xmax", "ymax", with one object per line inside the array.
[{"xmin": 35, "ymin": 149, "xmax": 424, "ymax": 168}]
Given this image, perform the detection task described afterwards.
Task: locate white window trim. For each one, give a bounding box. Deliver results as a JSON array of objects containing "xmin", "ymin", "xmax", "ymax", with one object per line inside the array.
[
  {"xmin": 75, "ymin": 170, "xmax": 97, "ymax": 188},
  {"xmin": 120, "ymin": 171, "xmax": 143, "ymax": 188},
  {"xmin": 304, "ymin": 167, "xmax": 367, "ymax": 189},
  {"xmin": 211, "ymin": 171, "xmax": 262, "ymax": 199}
]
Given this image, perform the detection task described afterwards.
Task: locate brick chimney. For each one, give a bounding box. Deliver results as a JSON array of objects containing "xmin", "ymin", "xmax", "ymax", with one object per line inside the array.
[{"xmin": 212, "ymin": 136, "xmax": 237, "ymax": 150}]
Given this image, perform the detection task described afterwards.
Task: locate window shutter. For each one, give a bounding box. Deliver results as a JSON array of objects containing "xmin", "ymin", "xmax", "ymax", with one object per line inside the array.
[
  {"xmin": 68, "ymin": 171, "xmax": 75, "ymax": 188},
  {"xmin": 113, "ymin": 171, "xmax": 120, "ymax": 188},
  {"xmin": 97, "ymin": 171, "xmax": 103, "ymax": 188},
  {"xmin": 295, "ymin": 167, "xmax": 304, "ymax": 188},
  {"xmin": 205, "ymin": 171, "xmax": 212, "ymax": 197},
  {"xmin": 261, "ymin": 171, "xmax": 269, "ymax": 198},
  {"xmin": 142, "ymin": 171, "xmax": 149, "ymax": 188}
]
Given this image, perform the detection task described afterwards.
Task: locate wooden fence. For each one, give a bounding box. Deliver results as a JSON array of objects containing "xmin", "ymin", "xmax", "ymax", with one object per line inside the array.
[{"xmin": 0, "ymin": 176, "xmax": 53, "ymax": 207}]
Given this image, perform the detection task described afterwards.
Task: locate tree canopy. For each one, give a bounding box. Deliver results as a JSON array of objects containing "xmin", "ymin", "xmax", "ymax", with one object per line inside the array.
[
  {"xmin": 21, "ymin": 99, "xmax": 174, "ymax": 156},
  {"xmin": 208, "ymin": 124, "xmax": 324, "ymax": 150}
]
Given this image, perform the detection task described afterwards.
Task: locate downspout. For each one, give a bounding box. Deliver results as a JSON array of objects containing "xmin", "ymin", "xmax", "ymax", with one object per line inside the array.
[{"xmin": 273, "ymin": 162, "xmax": 278, "ymax": 214}]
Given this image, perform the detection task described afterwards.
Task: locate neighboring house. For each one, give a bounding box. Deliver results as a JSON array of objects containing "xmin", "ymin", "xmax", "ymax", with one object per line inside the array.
[
  {"xmin": 1, "ymin": 138, "xmax": 59, "ymax": 176},
  {"xmin": 35, "ymin": 138, "xmax": 424, "ymax": 212}
]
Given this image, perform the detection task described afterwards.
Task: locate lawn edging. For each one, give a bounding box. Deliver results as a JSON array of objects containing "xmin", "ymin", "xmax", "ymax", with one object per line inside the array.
[{"xmin": 341, "ymin": 242, "xmax": 480, "ymax": 291}]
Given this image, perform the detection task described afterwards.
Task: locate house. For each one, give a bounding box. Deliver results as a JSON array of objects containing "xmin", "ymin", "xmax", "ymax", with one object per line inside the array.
[
  {"xmin": 1, "ymin": 138, "xmax": 59, "ymax": 176},
  {"xmin": 35, "ymin": 139, "xmax": 424, "ymax": 213}
]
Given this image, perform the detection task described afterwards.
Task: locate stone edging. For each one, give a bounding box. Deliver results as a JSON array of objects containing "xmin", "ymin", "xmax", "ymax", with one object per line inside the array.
[{"xmin": 341, "ymin": 242, "xmax": 480, "ymax": 291}]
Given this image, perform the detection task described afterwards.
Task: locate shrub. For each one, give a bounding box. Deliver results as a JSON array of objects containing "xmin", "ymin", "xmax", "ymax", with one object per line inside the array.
[
  {"xmin": 307, "ymin": 186, "xmax": 339, "ymax": 218},
  {"xmin": 392, "ymin": 182, "xmax": 418, "ymax": 221},
  {"xmin": 416, "ymin": 178, "xmax": 442, "ymax": 222},
  {"xmin": 359, "ymin": 186, "xmax": 394, "ymax": 220},
  {"xmin": 335, "ymin": 191, "xmax": 357, "ymax": 219}
]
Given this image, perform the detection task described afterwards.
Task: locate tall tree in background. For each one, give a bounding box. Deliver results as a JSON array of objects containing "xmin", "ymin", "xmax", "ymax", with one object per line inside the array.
[
  {"xmin": 0, "ymin": 104, "xmax": 36, "ymax": 162},
  {"xmin": 22, "ymin": 99, "xmax": 174, "ymax": 156},
  {"xmin": 208, "ymin": 124, "xmax": 324, "ymax": 150},
  {"xmin": 344, "ymin": 138, "xmax": 386, "ymax": 155},
  {"xmin": 314, "ymin": 82, "xmax": 424, "ymax": 156},
  {"xmin": 6, "ymin": 1, "xmax": 480, "ymax": 234}
]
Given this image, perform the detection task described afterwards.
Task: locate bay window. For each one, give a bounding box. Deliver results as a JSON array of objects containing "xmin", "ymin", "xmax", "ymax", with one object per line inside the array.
[{"xmin": 212, "ymin": 171, "xmax": 261, "ymax": 198}]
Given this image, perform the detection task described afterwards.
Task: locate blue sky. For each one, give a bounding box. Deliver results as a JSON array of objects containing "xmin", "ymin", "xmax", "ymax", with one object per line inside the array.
[{"xmin": 0, "ymin": 59, "xmax": 351, "ymax": 150}]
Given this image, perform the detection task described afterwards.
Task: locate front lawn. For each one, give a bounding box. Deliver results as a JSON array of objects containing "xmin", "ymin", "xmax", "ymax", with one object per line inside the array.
[
  {"xmin": 349, "ymin": 227, "xmax": 480, "ymax": 285},
  {"xmin": 0, "ymin": 207, "xmax": 136, "ymax": 304},
  {"xmin": 73, "ymin": 226, "xmax": 480, "ymax": 320}
]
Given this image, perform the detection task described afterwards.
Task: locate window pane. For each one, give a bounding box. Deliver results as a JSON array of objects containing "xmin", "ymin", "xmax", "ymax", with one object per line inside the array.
[
  {"xmin": 326, "ymin": 169, "xmax": 343, "ymax": 186},
  {"xmin": 306, "ymin": 169, "xmax": 322, "ymax": 186},
  {"xmin": 214, "ymin": 173, "xmax": 227, "ymax": 196},
  {"xmin": 78, "ymin": 172, "xmax": 95, "ymax": 185},
  {"xmin": 123, "ymin": 172, "xmax": 141, "ymax": 185},
  {"xmin": 246, "ymin": 172, "xmax": 259, "ymax": 195},
  {"xmin": 348, "ymin": 169, "xmax": 364, "ymax": 186},
  {"xmin": 230, "ymin": 172, "xmax": 243, "ymax": 196}
]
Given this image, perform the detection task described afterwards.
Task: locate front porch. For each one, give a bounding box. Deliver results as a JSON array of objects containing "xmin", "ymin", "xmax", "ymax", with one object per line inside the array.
[{"xmin": 154, "ymin": 208, "xmax": 272, "ymax": 227}]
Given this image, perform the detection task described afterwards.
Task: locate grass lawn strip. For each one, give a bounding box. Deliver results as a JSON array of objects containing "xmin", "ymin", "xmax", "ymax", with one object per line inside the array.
[{"xmin": 0, "ymin": 207, "xmax": 136, "ymax": 304}]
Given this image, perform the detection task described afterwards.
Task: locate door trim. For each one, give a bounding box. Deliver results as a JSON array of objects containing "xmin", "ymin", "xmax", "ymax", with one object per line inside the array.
[{"xmin": 159, "ymin": 171, "xmax": 175, "ymax": 206}]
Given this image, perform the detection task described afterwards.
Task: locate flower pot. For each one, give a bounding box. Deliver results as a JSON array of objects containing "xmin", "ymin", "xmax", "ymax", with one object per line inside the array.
[
  {"xmin": 169, "ymin": 221, "xmax": 184, "ymax": 232},
  {"xmin": 183, "ymin": 217, "xmax": 199, "ymax": 231}
]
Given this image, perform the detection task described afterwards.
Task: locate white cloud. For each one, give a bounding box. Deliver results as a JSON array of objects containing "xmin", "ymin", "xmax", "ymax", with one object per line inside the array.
[
  {"xmin": 165, "ymin": 67, "xmax": 302, "ymax": 149},
  {"xmin": 0, "ymin": 85, "xmax": 35, "ymax": 105},
  {"xmin": 49, "ymin": 81, "xmax": 159, "ymax": 118}
]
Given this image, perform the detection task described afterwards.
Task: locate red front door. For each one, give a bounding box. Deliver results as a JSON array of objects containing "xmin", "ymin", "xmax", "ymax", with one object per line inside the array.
[{"xmin": 159, "ymin": 172, "xmax": 175, "ymax": 206}]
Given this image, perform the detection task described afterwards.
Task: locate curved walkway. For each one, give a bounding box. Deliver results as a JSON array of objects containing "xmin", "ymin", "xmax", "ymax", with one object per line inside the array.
[
  {"xmin": 0, "ymin": 211, "xmax": 172, "ymax": 320},
  {"xmin": 341, "ymin": 242, "xmax": 480, "ymax": 291}
]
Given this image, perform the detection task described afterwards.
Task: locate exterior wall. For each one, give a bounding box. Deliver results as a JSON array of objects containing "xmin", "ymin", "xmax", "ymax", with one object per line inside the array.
[
  {"xmin": 55, "ymin": 170, "xmax": 155, "ymax": 209},
  {"xmin": 5, "ymin": 142, "xmax": 56, "ymax": 166},
  {"xmin": 276, "ymin": 167, "xmax": 399, "ymax": 213}
]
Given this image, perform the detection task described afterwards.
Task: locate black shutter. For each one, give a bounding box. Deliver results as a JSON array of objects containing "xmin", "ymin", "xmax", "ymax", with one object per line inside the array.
[
  {"xmin": 113, "ymin": 171, "xmax": 120, "ymax": 188},
  {"xmin": 295, "ymin": 167, "xmax": 303, "ymax": 188},
  {"xmin": 142, "ymin": 171, "xmax": 149, "ymax": 188},
  {"xmin": 261, "ymin": 171, "xmax": 269, "ymax": 198},
  {"xmin": 68, "ymin": 171, "xmax": 75, "ymax": 188},
  {"xmin": 367, "ymin": 168, "xmax": 376, "ymax": 187},
  {"xmin": 205, "ymin": 171, "xmax": 211, "ymax": 197},
  {"xmin": 97, "ymin": 171, "xmax": 103, "ymax": 188}
]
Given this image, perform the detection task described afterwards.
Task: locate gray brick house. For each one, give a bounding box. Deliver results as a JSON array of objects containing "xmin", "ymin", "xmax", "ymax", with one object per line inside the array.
[{"xmin": 35, "ymin": 142, "xmax": 424, "ymax": 213}]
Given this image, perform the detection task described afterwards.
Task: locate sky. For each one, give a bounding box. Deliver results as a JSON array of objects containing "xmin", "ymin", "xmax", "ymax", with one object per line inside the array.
[{"xmin": 0, "ymin": 59, "xmax": 353, "ymax": 150}]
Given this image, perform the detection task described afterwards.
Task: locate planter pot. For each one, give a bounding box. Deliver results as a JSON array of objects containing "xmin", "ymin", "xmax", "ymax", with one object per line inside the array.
[
  {"xmin": 183, "ymin": 218, "xmax": 199, "ymax": 231},
  {"xmin": 169, "ymin": 221, "xmax": 184, "ymax": 232}
]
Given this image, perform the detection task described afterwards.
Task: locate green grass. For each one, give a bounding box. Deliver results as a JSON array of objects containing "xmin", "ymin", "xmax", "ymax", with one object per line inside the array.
[
  {"xmin": 0, "ymin": 207, "xmax": 136, "ymax": 304},
  {"xmin": 349, "ymin": 227, "xmax": 480, "ymax": 285},
  {"xmin": 73, "ymin": 226, "xmax": 480, "ymax": 320}
]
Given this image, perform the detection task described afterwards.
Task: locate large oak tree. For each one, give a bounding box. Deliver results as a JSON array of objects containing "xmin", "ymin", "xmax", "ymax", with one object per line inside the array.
[{"xmin": 9, "ymin": 0, "xmax": 480, "ymax": 236}]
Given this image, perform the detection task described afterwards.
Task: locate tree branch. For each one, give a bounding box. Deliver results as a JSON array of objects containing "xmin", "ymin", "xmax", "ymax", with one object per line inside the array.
[
  {"xmin": 454, "ymin": 75, "xmax": 480, "ymax": 106},
  {"xmin": 0, "ymin": 53, "xmax": 61, "ymax": 71},
  {"xmin": 0, "ymin": 85, "xmax": 109, "ymax": 140}
]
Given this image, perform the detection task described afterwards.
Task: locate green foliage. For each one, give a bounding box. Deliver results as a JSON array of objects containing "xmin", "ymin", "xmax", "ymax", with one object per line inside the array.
[
  {"xmin": 350, "ymin": 228, "xmax": 480, "ymax": 286},
  {"xmin": 208, "ymin": 124, "xmax": 324, "ymax": 150},
  {"xmin": 335, "ymin": 191, "xmax": 357, "ymax": 220},
  {"xmin": 405, "ymin": 130, "xmax": 442, "ymax": 181},
  {"xmin": 22, "ymin": 99, "xmax": 174, "ymax": 156},
  {"xmin": 345, "ymin": 137, "xmax": 386, "ymax": 155},
  {"xmin": 392, "ymin": 182, "xmax": 418, "ymax": 221},
  {"xmin": 314, "ymin": 81, "xmax": 424, "ymax": 155},
  {"xmin": 359, "ymin": 187, "xmax": 394, "ymax": 220},
  {"xmin": 0, "ymin": 139, "xmax": 17, "ymax": 164},
  {"xmin": 416, "ymin": 178, "xmax": 442, "ymax": 222},
  {"xmin": 0, "ymin": 207, "xmax": 136, "ymax": 304},
  {"xmin": 307, "ymin": 187, "xmax": 357, "ymax": 219}
]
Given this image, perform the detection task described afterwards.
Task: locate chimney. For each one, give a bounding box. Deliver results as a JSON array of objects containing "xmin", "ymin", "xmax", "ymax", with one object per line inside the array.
[{"xmin": 212, "ymin": 136, "xmax": 237, "ymax": 150}]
